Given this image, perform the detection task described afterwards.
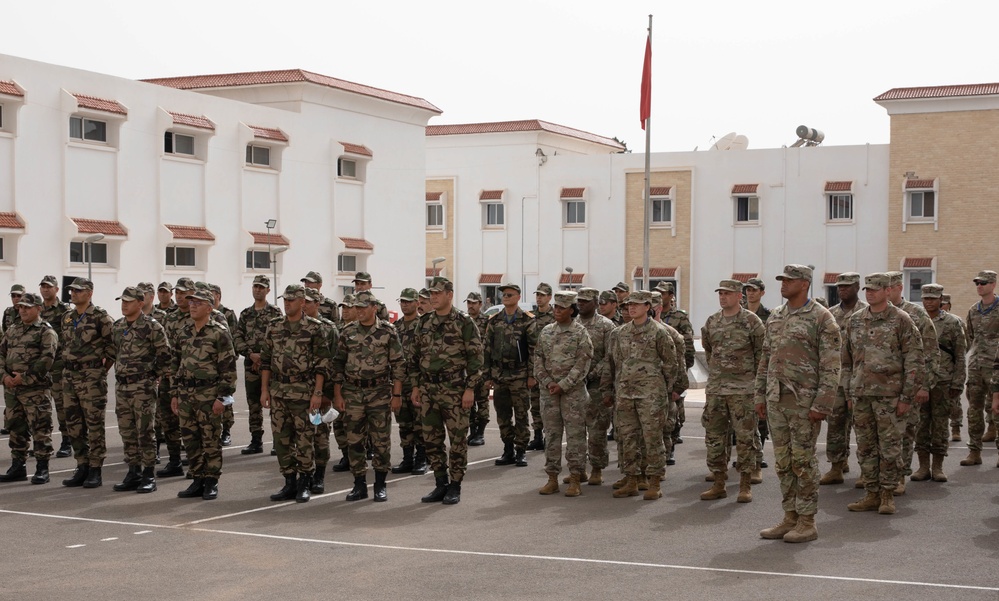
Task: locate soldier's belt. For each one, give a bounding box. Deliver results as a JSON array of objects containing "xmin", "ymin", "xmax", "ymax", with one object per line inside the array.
[
  {"xmin": 176, "ymin": 376, "xmax": 218, "ymax": 388},
  {"xmin": 65, "ymin": 359, "xmax": 104, "ymax": 370},
  {"xmin": 115, "ymin": 373, "xmax": 151, "ymax": 385},
  {"xmin": 422, "ymin": 369, "xmax": 465, "ymax": 385},
  {"xmin": 345, "ymin": 374, "xmax": 390, "ymax": 388},
  {"xmin": 276, "ymin": 374, "xmax": 312, "ymax": 384}
]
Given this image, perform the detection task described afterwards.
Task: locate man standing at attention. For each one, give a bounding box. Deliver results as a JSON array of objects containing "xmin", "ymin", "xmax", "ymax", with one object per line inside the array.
[
  {"xmin": 527, "ymin": 283, "xmax": 556, "ymax": 451},
  {"xmin": 963, "ymin": 270, "xmax": 999, "ymax": 466},
  {"xmin": 234, "ymin": 275, "xmax": 283, "ymax": 456},
  {"xmin": 464, "ymin": 291, "xmax": 491, "ymax": 447},
  {"xmin": 574, "ymin": 287, "xmax": 616, "ymax": 485}
]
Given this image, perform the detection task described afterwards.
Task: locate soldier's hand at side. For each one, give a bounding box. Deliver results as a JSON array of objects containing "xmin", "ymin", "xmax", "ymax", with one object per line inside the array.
[
  {"xmin": 602, "ymin": 396, "xmax": 614, "ymax": 408},
  {"xmin": 260, "ymin": 390, "xmax": 271, "ymax": 409},
  {"xmin": 390, "ymin": 395, "xmax": 402, "ymax": 412},
  {"xmin": 808, "ymin": 410, "xmax": 825, "ymax": 423},
  {"xmin": 171, "ymin": 397, "xmax": 179, "ymax": 416},
  {"xmin": 527, "ymin": 377, "xmax": 537, "ymax": 389},
  {"xmin": 672, "ymin": 392, "xmax": 680, "ymax": 402},
  {"xmin": 754, "ymin": 403, "xmax": 766, "ymax": 420},
  {"xmin": 1, "ymin": 375, "xmax": 11, "ymax": 387},
  {"xmin": 212, "ymin": 399, "xmax": 224, "ymax": 415},
  {"xmin": 548, "ymin": 383, "xmax": 562, "ymax": 395},
  {"xmin": 991, "ymin": 392, "xmax": 999, "ymax": 415},
  {"xmin": 914, "ymin": 389, "xmax": 929, "ymax": 404},
  {"xmin": 309, "ymin": 394, "xmax": 321, "ymax": 412},
  {"xmin": 896, "ymin": 401, "xmax": 910, "ymax": 417},
  {"xmin": 461, "ymin": 389, "xmax": 474, "ymax": 410},
  {"xmin": 485, "ymin": 380, "xmax": 494, "ymax": 390},
  {"xmin": 333, "ymin": 395, "xmax": 345, "ymax": 413},
  {"xmin": 9, "ymin": 372, "xmax": 21, "ymax": 387}
]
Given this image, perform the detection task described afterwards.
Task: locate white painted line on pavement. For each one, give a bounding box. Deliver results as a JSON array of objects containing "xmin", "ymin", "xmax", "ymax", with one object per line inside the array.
[
  {"xmin": 66, "ymin": 544, "xmax": 86, "ymax": 549},
  {"xmin": 0, "ymin": 509, "xmax": 169, "ymax": 530},
  {"xmin": 134, "ymin": 530, "xmax": 152, "ymax": 535},
  {"xmin": 100, "ymin": 537, "xmax": 118, "ymax": 542}
]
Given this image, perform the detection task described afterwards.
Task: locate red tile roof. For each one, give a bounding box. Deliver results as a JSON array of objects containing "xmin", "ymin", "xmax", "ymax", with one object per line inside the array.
[
  {"xmin": 168, "ymin": 112, "xmax": 215, "ymax": 131},
  {"xmin": 480, "ymin": 190, "xmax": 504, "ymax": 201},
  {"xmin": 249, "ymin": 126, "xmax": 287, "ymax": 142},
  {"xmin": 732, "ymin": 184, "xmax": 758, "ymax": 195},
  {"xmin": 633, "ymin": 267, "xmax": 677, "ymax": 278},
  {"xmin": 825, "ymin": 181, "xmax": 852, "ymax": 192},
  {"xmin": 250, "ymin": 231, "xmax": 289, "ymax": 245},
  {"xmin": 426, "ymin": 192, "xmax": 443, "ymax": 202},
  {"xmin": 559, "ymin": 273, "xmax": 584, "ymax": 285},
  {"xmin": 824, "ymin": 273, "xmax": 840, "ymax": 285},
  {"xmin": 142, "ymin": 69, "xmax": 442, "ymax": 114},
  {"xmin": 72, "ymin": 218, "xmax": 127, "ymax": 236},
  {"xmin": 73, "ymin": 94, "xmax": 127, "ymax": 115},
  {"xmin": 0, "ymin": 212, "xmax": 24, "ymax": 229},
  {"xmin": 479, "ymin": 274, "xmax": 503, "ymax": 285},
  {"xmin": 166, "ymin": 224, "xmax": 215, "ymax": 241},
  {"xmin": 874, "ymin": 83, "xmax": 999, "ymax": 101},
  {"xmin": 340, "ymin": 237, "xmax": 373, "ymax": 251},
  {"xmin": 650, "ymin": 186, "xmax": 673, "ymax": 196},
  {"xmin": 426, "ymin": 120, "xmax": 624, "ymax": 151},
  {"xmin": 731, "ymin": 272, "xmax": 757, "ymax": 283},
  {"xmin": 0, "ymin": 80, "xmax": 23, "ymax": 97},
  {"xmin": 906, "ymin": 179, "xmax": 935, "ymax": 189},
  {"xmin": 425, "ymin": 267, "xmax": 438, "ymax": 277},
  {"xmin": 560, "ymin": 187, "xmax": 585, "ymax": 199},
  {"xmin": 339, "ymin": 142, "xmax": 373, "ymax": 157},
  {"xmin": 903, "ymin": 257, "xmax": 933, "ymax": 268}
]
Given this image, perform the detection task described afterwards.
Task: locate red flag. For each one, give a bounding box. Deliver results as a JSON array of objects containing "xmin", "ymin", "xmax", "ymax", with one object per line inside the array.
[{"xmin": 640, "ymin": 33, "xmax": 651, "ymax": 130}]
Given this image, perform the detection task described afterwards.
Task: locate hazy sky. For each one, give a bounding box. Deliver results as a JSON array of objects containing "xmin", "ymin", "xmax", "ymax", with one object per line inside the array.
[{"xmin": 4, "ymin": 1, "xmax": 994, "ymax": 152}]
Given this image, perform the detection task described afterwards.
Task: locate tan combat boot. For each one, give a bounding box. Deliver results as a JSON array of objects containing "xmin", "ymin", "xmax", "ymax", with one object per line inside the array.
[
  {"xmin": 951, "ymin": 426, "xmax": 961, "ymax": 442},
  {"xmin": 751, "ymin": 465, "xmax": 763, "ymax": 484},
  {"xmin": 983, "ymin": 423, "xmax": 996, "ymax": 442},
  {"xmin": 737, "ymin": 472, "xmax": 752, "ymax": 503},
  {"xmin": 878, "ymin": 488, "xmax": 896, "ymax": 514},
  {"xmin": 643, "ymin": 475, "xmax": 662, "ymax": 500},
  {"xmin": 931, "ymin": 454, "xmax": 947, "ymax": 482},
  {"xmin": 847, "ymin": 491, "xmax": 880, "ymax": 512},
  {"xmin": 759, "ymin": 511, "xmax": 798, "ymax": 539},
  {"xmin": 700, "ymin": 472, "xmax": 727, "ymax": 500},
  {"xmin": 564, "ymin": 470, "xmax": 587, "ymax": 484},
  {"xmin": 612, "ymin": 475, "xmax": 640, "ymax": 498},
  {"xmin": 588, "ymin": 468, "xmax": 603, "ymax": 485},
  {"xmin": 539, "ymin": 473, "xmax": 559, "ymax": 495},
  {"xmin": 636, "ymin": 474, "xmax": 649, "ymax": 491},
  {"xmin": 612, "ymin": 474, "xmax": 628, "ymax": 489},
  {"xmin": 893, "ymin": 476, "xmax": 906, "ymax": 496},
  {"xmin": 819, "ymin": 461, "xmax": 845, "ymax": 485},
  {"xmin": 704, "ymin": 472, "xmax": 716, "ymax": 482},
  {"xmin": 783, "ymin": 514, "xmax": 817, "ymax": 543},
  {"xmin": 960, "ymin": 450, "xmax": 982, "ymax": 466},
  {"xmin": 910, "ymin": 451, "xmax": 931, "ymax": 481},
  {"xmin": 565, "ymin": 473, "xmax": 582, "ymax": 497}
]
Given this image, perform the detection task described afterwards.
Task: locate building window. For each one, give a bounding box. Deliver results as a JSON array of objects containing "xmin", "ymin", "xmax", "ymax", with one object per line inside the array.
[
  {"xmin": 828, "ymin": 194, "xmax": 853, "ymax": 221},
  {"xmin": 245, "ymin": 250, "xmax": 271, "ymax": 269},
  {"xmin": 165, "ymin": 246, "xmax": 196, "ymax": 267},
  {"xmin": 907, "ymin": 190, "xmax": 935, "ymax": 221},
  {"xmin": 0, "ymin": 237, "xmax": 5, "ymax": 261},
  {"xmin": 734, "ymin": 196, "xmax": 759, "ymax": 223},
  {"xmin": 338, "ymin": 158, "xmax": 357, "ymax": 178},
  {"xmin": 427, "ymin": 203, "xmax": 443, "ymax": 229},
  {"xmin": 0, "ymin": 105, "xmax": 4, "ymax": 129},
  {"xmin": 651, "ymin": 197, "xmax": 673, "ymax": 225},
  {"xmin": 565, "ymin": 200, "xmax": 586, "ymax": 226},
  {"xmin": 484, "ymin": 202, "xmax": 504, "ymax": 227},
  {"xmin": 245, "ymin": 144, "xmax": 271, "ymax": 167},
  {"xmin": 164, "ymin": 132, "xmax": 195, "ymax": 156},
  {"xmin": 69, "ymin": 116, "xmax": 107, "ymax": 143},
  {"xmin": 69, "ymin": 241, "xmax": 108, "ymax": 264},
  {"xmin": 481, "ymin": 285, "xmax": 498, "ymax": 307},
  {"xmin": 906, "ymin": 270, "xmax": 933, "ymax": 302},
  {"xmin": 337, "ymin": 254, "xmax": 356, "ymax": 273}
]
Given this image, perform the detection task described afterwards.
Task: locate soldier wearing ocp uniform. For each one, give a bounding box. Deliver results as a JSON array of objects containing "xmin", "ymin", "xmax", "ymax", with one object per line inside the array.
[
  {"xmin": 574, "ymin": 287, "xmax": 616, "ymax": 485},
  {"xmin": 658, "ymin": 281, "xmax": 695, "ymax": 447},
  {"xmin": 963, "ymin": 270, "xmax": 999, "ymax": 466}
]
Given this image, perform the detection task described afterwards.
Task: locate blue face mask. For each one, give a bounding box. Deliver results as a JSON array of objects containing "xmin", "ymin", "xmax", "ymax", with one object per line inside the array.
[{"xmin": 309, "ymin": 410, "xmax": 324, "ymax": 426}]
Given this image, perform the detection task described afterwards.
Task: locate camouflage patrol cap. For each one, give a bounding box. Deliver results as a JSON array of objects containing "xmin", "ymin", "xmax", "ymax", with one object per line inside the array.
[
  {"xmin": 301, "ymin": 271, "xmax": 323, "ymax": 284},
  {"xmin": 66, "ymin": 277, "xmax": 93, "ymax": 291},
  {"xmin": 885, "ymin": 271, "xmax": 904, "ymax": 287},
  {"xmin": 9, "ymin": 284, "xmax": 25, "ymax": 295},
  {"xmin": 921, "ymin": 283, "xmax": 944, "ymax": 298},
  {"xmin": 941, "ymin": 294, "xmax": 952, "ymax": 303},
  {"xmin": 185, "ymin": 289, "xmax": 214, "ymax": 303},
  {"xmin": 598, "ymin": 290, "xmax": 618, "ymax": 304},
  {"xmin": 157, "ymin": 281, "xmax": 173, "ymax": 292},
  {"xmin": 208, "ymin": 283, "xmax": 221, "ymax": 294},
  {"xmin": 623, "ymin": 290, "xmax": 653, "ymax": 306},
  {"xmin": 612, "ymin": 282, "xmax": 630, "ymax": 293},
  {"xmin": 776, "ymin": 265, "xmax": 812, "ymax": 282},
  {"xmin": 743, "ymin": 278, "xmax": 765, "ymax": 291},
  {"xmin": 252, "ymin": 274, "xmax": 271, "ymax": 288},
  {"xmin": 39, "ymin": 275, "xmax": 58, "ymax": 287},
  {"xmin": 427, "ymin": 276, "xmax": 453, "ymax": 292},
  {"xmin": 418, "ymin": 288, "xmax": 431, "ymax": 299},
  {"xmin": 835, "ymin": 272, "xmax": 861, "ymax": 286},
  {"xmin": 655, "ymin": 281, "xmax": 676, "ymax": 294},
  {"xmin": 16, "ymin": 292, "xmax": 42, "ymax": 307},
  {"xmin": 534, "ymin": 283, "xmax": 553, "ymax": 295},
  {"xmin": 353, "ymin": 290, "xmax": 377, "ymax": 307},
  {"xmin": 303, "ymin": 288, "xmax": 322, "ymax": 302},
  {"xmin": 339, "ymin": 294, "xmax": 357, "ymax": 307},
  {"xmin": 650, "ymin": 291, "xmax": 662, "ymax": 307},
  {"xmin": 577, "ymin": 287, "xmax": 599, "ymax": 302},
  {"xmin": 194, "ymin": 281, "xmax": 211, "ymax": 291},
  {"xmin": 352, "ymin": 271, "xmax": 372, "ymax": 283},
  {"xmin": 552, "ymin": 291, "xmax": 577, "ymax": 308},
  {"xmin": 399, "ymin": 288, "xmax": 419, "ymax": 302},
  {"xmin": 115, "ymin": 286, "xmax": 143, "ymax": 302},
  {"xmin": 974, "ymin": 270, "xmax": 998, "ymax": 284},
  {"xmin": 174, "ymin": 277, "xmax": 196, "ymax": 292},
  {"xmin": 280, "ymin": 284, "xmax": 306, "ymax": 300},
  {"xmin": 863, "ymin": 273, "xmax": 890, "ymax": 290},
  {"xmin": 715, "ymin": 279, "xmax": 743, "ymax": 293},
  {"xmin": 137, "ymin": 282, "xmax": 155, "ymax": 294},
  {"xmin": 497, "ymin": 283, "xmax": 521, "ymax": 293},
  {"xmin": 464, "ymin": 291, "xmax": 482, "ymax": 303}
]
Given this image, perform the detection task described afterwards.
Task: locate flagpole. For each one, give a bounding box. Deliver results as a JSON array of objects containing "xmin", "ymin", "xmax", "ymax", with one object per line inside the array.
[{"xmin": 642, "ymin": 14, "xmax": 652, "ymax": 292}]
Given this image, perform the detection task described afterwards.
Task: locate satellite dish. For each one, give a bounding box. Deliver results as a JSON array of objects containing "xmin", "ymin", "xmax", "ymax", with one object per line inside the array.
[
  {"xmin": 710, "ymin": 132, "xmax": 737, "ymax": 151},
  {"xmin": 730, "ymin": 135, "xmax": 749, "ymax": 150}
]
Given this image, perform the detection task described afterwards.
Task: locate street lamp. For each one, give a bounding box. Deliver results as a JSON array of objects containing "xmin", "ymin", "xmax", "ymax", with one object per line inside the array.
[
  {"xmin": 564, "ymin": 266, "xmax": 574, "ymax": 290},
  {"xmin": 271, "ymin": 245, "xmax": 288, "ymax": 304},
  {"xmin": 431, "ymin": 256, "xmax": 446, "ymax": 277},
  {"xmin": 84, "ymin": 233, "xmax": 104, "ymax": 281}
]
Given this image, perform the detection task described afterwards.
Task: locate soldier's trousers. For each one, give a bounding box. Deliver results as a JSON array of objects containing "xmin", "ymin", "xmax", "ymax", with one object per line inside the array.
[
  {"xmin": 493, "ymin": 376, "xmax": 530, "ymax": 451},
  {"xmin": 244, "ymin": 368, "xmax": 265, "ymax": 435},
  {"xmin": 671, "ymin": 396, "xmax": 686, "ymax": 443},
  {"xmin": 901, "ymin": 399, "xmax": 921, "ymax": 475},
  {"xmin": 916, "ymin": 385, "xmax": 953, "ymax": 457},
  {"xmin": 768, "ymin": 389, "xmax": 821, "ymax": 516},
  {"xmin": 541, "ymin": 386, "xmax": 588, "ymax": 475},
  {"xmin": 51, "ymin": 365, "xmax": 67, "ymax": 438},
  {"xmin": 343, "ymin": 386, "xmax": 391, "ymax": 476},
  {"xmin": 950, "ymin": 388, "xmax": 964, "ymax": 430},
  {"xmin": 178, "ymin": 393, "xmax": 222, "ymax": 479},
  {"xmin": 529, "ymin": 382, "xmax": 543, "ymax": 431},
  {"xmin": 4, "ymin": 387, "xmax": 53, "ymax": 462},
  {"xmin": 115, "ymin": 380, "xmax": 157, "ymax": 469},
  {"xmin": 616, "ymin": 395, "xmax": 665, "ymax": 477},
  {"xmin": 394, "ymin": 387, "xmax": 423, "ymax": 450},
  {"xmin": 333, "ymin": 412, "xmax": 348, "ymax": 452},
  {"xmin": 63, "ymin": 368, "xmax": 108, "ymax": 468},
  {"xmin": 156, "ymin": 377, "xmax": 183, "ymax": 457},
  {"xmin": 966, "ymin": 368, "xmax": 995, "ymax": 452},
  {"xmin": 314, "ymin": 420, "xmax": 332, "ymax": 466},
  {"xmin": 471, "ymin": 382, "xmax": 490, "ymax": 431},
  {"xmin": 584, "ymin": 381, "xmax": 612, "ymax": 469},
  {"xmin": 222, "ymin": 405, "xmax": 234, "ymax": 433},
  {"xmin": 853, "ymin": 395, "xmax": 904, "ymax": 493},
  {"xmin": 825, "ymin": 388, "xmax": 853, "ymax": 464},
  {"xmin": 421, "ymin": 381, "xmax": 469, "ymax": 483},
  {"xmin": 703, "ymin": 393, "xmax": 758, "ymax": 475},
  {"xmin": 270, "ymin": 397, "xmax": 315, "ymax": 475}
]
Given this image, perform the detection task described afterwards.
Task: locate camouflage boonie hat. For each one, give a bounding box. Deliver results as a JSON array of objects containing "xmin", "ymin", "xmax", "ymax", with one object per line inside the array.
[
  {"xmin": 743, "ymin": 278, "xmax": 765, "ymax": 291},
  {"xmin": 941, "ymin": 294, "xmax": 952, "ymax": 303},
  {"xmin": 352, "ymin": 271, "xmax": 372, "ymax": 283},
  {"xmin": 623, "ymin": 290, "xmax": 653, "ymax": 305},
  {"xmin": 66, "ymin": 277, "xmax": 93, "ymax": 291},
  {"xmin": 252, "ymin": 274, "xmax": 271, "ymax": 287},
  {"xmin": 174, "ymin": 277, "xmax": 196, "ymax": 292},
  {"xmin": 498, "ymin": 283, "xmax": 521, "ymax": 293},
  {"xmin": 339, "ymin": 294, "xmax": 356, "ymax": 307},
  {"xmin": 354, "ymin": 290, "xmax": 377, "ymax": 307},
  {"xmin": 464, "ymin": 291, "xmax": 482, "ymax": 303},
  {"xmin": 655, "ymin": 281, "xmax": 676, "ymax": 294},
  {"xmin": 835, "ymin": 272, "xmax": 861, "ymax": 286},
  {"xmin": 137, "ymin": 282, "xmax": 155, "ymax": 294},
  {"xmin": 650, "ymin": 291, "xmax": 662, "ymax": 307},
  {"xmin": 885, "ymin": 271, "xmax": 904, "ymax": 287},
  {"xmin": 612, "ymin": 282, "xmax": 630, "ymax": 293},
  {"xmin": 427, "ymin": 276, "xmax": 453, "ymax": 292},
  {"xmin": 863, "ymin": 273, "xmax": 890, "ymax": 290},
  {"xmin": 598, "ymin": 290, "xmax": 618, "ymax": 303},
  {"xmin": 9, "ymin": 284, "xmax": 25, "ymax": 295},
  {"xmin": 16, "ymin": 292, "xmax": 42, "ymax": 307},
  {"xmin": 776, "ymin": 265, "xmax": 813, "ymax": 282},
  {"xmin": 303, "ymin": 288, "xmax": 322, "ymax": 302},
  {"xmin": 399, "ymin": 288, "xmax": 419, "ymax": 302},
  {"xmin": 974, "ymin": 270, "xmax": 997, "ymax": 284},
  {"xmin": 552, "ymin": 291, "xmax": 577, "ymax": 308},
  {"xmin": 39, "ymin": 275, "xmax": 58, "ymax": 287},
  {"xmin": 301, "ymin": 271, "xmax": 323, "ymax": 284},
  {"xmin": 185, "ymin": 289, "xmax": 214, "ymax": 303},
  {"xmin": 157, "ymin": 281, "xmax": 173, "ymax": 292},
  {"xmin": 280, "ymin": 284, "xmax": 306, "ymax": 300},
  {"xmin": 715, "ymin": 279, "xmax": 743, "ymax": 293},
  {"xmin": 921, "ymin": 284, "xmax": 944, "ymax": 299},
  {"xmin": 115, "ymin": 286, "xmax": 143, "ymax": 302},
  {"xmin": 418, "ymin": 288, "xmax": 431, "ymax": 299},
  {"xmin": 576, "ymin": 287, "xmax": 599, "ymax": 302},
  {"xmin": 534, "ymin": 283, "xmax": 553, "ymax": 295}
]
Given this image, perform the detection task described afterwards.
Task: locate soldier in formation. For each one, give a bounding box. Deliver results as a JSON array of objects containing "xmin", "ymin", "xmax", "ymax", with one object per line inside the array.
[
  {"xmin": 464, "ymin": 292, "xmax": 490, "ymax": 447},
  {"xmin": 573, "ymin": 287, "xmax": 615, "ymax": 484},
  {"xmin": 234, "ymin": 275, "xmax": 283, "ymax": 456},
  {"xmin": 527, "ymin": 283, "xmax": 555, "ymax": 451},
  {"xmin": 39, "ymin": 275, "xmax": 72, "ymax": 458},
  {"xmin": 963, "ymin": 270, "xmax": 999, "ymax": 466},
  {"xmin": 303, "ymin": 287, "xmax": 338, "ymax": 494},
  {"xmin": 392, "ymin": 289, "xmax": 427, "ymax": 475}
]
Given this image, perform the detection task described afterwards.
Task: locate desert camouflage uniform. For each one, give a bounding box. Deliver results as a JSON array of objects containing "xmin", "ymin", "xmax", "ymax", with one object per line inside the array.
[
  {"xmin": 950, "ymin": 318, "xmax": 968, "ymax": 431},
  {"xmin": 234, "ymin": 302, "xmax": 283, "ymax": 436},
  {"xmin": 535, "ymin": 320, "xmax": 593, "ymax": 476},
  {"xmin": 61, "ymin": 304, "xmax": 115, "ymax": 468},
  {"xmin": 393, "ymin": 314, "xmax": 423, "ymax": 453},
  {"xmin": 484, "ymin": 307, "xmax": 537, "ymax": 453},
  {"xmin": 965, "ymin": 297, "xmax": 999, "ymax": 452},
  {"xmin": 1, "ymin": 317, "xmax": 58, "ymax": 462},
  {"xmin": 528, "ymin": 308, "xmax": 556, "ymax": 432},
  {"xmin": 657, "ymin": 321, "xmax": 689, "ymax": 459},
  {"xmin": 577, "ymin": 312, "xmax": 616, "ymax": 470},
  {"xmin": 824, "ymin": 299, "xmax": 868, "ymax": 465},
  {"xmin": 155, "ymin": 300, "xmax": 177, "ymax": 313},
  {"xmin": 922, "ymin": 311, "xmax": 966, "ymax": 456},
  {"xmin": 893, "ymin": 299, "xmax": 937, "ymax": 477},
  {"xmin": 469, "ymin": 312, "xmax": 491, "ymax": 435},
  {"xmin": 319, "ymin": 297, "xmax": 340, "ymax": 324},
  {"xmin": 217, "ymin": 303, "xmax": 239, "ymax": 433},
  {"xmin": 663, "ymin": 306, "xmax": 695, "ymax": 443},
  {"xmin": 754, "ymin": 300, "xmax": 840, "ymax": 517},
  {"xmin": 841, "ymin": 305, "xmax": 922, "ymax": 493},
  {"xmin": 40, "ymin": 300, "xmax": 70, "ymax": 440}
]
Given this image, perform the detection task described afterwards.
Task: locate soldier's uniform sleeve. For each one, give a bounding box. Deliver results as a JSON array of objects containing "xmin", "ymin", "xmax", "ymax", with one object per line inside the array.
[
  {"xmin": 388, "ymin": 325, "xmax": 406, "ymax": 384},
  {"xmin": 482, "ymin": 318, "xmax": 495, "ymax": 380},
  {"xmin": 99, "ymin": 311, "xmax": 116, "ymax": 367},
  {"xmin": 311, "ymin": 322, "xmax": 332, "ymax": 384},
  {"xmin": 215, "ymin": 326, "xmax": 238, "ymax": 397},
  {"xmin": 151, "ymin": 321, "xmax": 173, "ymax": 379},
  {"xmin": 407, "ymin": 319, "xmax": 423, "ymax": 391},
  {"xmin": 462, "ymin": 313, "xmax": 484, "ymax": 390},
  {"xmin": 533, "ymin": 327, "xmax": 553, "ymax": 390},
  {"xmin": 680, "ymin": 314, "xmax": 695, "ymax": 369},
  {"xmin": 754, "ymin": 324, "xmax": 772, "ymax": 406},
  {"xmin": 899, "ymin": 313, "xmax": 924, "ymax": 404},
  {"xmin": 952, "ymin": 319, "xmax": 968, "ymax": 392},
  {"xmin": 526, "ymin": 318, "xmax": 539, "ymax": 379},
  {"xmin": 749, "ymin": 313, "xmax": 765, "ymax": 371},
  {"xmin": 599, "ymin": 329, "xmax": 619, "ymax": 400},
  {"xmin": 966, "ymin": 308, "xmax": 975, "ymax": 349},
  {"xmin": 233, "ymin": 313, "xmax": 249, "ymax": 358},
  {"xmin": 660, "ymin": 327, "xmax": 678, "ymax": 389},
  {"xmin": 701, "ymin": 321, "xmax": 713, "ymax": 364},
  {"xmin": 0, "ymin": 330, "xmax": 7, "ymax": 374},
  {"xmin": 840, "ymin": 318, "xmax": 855, "ymax": 398},
  {"xmin": 259, "ymin": 325, "xmax": 275, "ymax": 373},
  {"xmin": 23, "ymin": 325, "xmax": 57, "ymax": 388},
  {"xmin": 812, "ymin": 311, "xmax": 842, "ymax": 415},
  {"xmin": 331, "ymin": 325, "xmax": 349, "ymax": 386},
  {"xmin": 559, "ymin": 327, "xmax": 592, "ymax": 392}
]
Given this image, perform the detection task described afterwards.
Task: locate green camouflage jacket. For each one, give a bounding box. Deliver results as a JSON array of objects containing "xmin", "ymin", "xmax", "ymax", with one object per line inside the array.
[
  {"xmin": 234, "ymin": 303, "xmax": 283, "ymax": 359},
  {"xmin": 662, "ymin": 307, "xmax": 696, "ymax": 369},
  {"xmin": 702, "ymin": 308, "xmax": 765, "ymax": 396},
  {"xmin": 0, "ymin": 318, "xmax": 57, "ymax": 389},
  {"xmin": 60, "ymin": 303, "xmax": 114, "ymax": 369},
  {"xmin": 111, "ymin": 313, "xmax": 172, "ymax": 381},
  {"xmin": 262, "ymin": 316, "xmax": 333, "ymax": 401},
  {"xmin": 483, "ymin": 307, "xmax": 537, "ymax": 382},
  {"xmin": 409, "ymin": 307, "xmax": 484, "ymax": 391},
  {"xmin": 170, "ymin": 320, "xmax": 237, "ymax": 400},
  {"xmin": 332, "ymin": 318, "xmax": 405, "ymax": 387}
]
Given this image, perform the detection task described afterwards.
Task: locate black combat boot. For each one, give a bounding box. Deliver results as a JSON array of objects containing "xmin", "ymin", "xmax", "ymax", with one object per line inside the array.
[
  {"xmin": 527, "ymin": 429, "xmax": 544, "ymax": 451},
  {"xmin": 202, "ymin": 477, "xmax": 218, "ymax": 500},
  {"xmin": 241, "ymin": 431, "xmax": 263, "ymax": 455},
  {"xmin": 331, "ymin": 452, "xmax": 350, "ymax": 472},
  {"xmin": 411, "ymin": 446, "xmax": 428, "ymax": 475},
  {"xmin": 156, "ymin": 456, "xmax": 184, "ymax": 478},
  {"xmin": 220, "ymin": 429, "xmax": 232, "ymax": 447},
  {"xmin": 666, "ymin": 449, "xmax": 676, "ymax": 466},
  {"xmin": 494, "ymin": 441, "xmax": 515, "ymax": 466},
  {"xmin": 442, "ymin": 481, "xmax": 462, "ymax": 505},
  {"xmin": 0, "ymin": 460, "xmax": 27, "ymax": 482},
  {"xmin": 515, "ymin": 449, "xmax": 528, "ymax": 467},
  {"xmin": 310, "ymin": 464, "xmax": 326, "ymax": 494},
  {"xmin": 56, "ymin": 437, "xmax": 73, "ymax": 458},
  {"xmin": 270, "ymin": 474, "xmax": 296, "ymax": 501},
  {"xmin": 373, "ymin": 471, "xmax": 388, "ymax": 502},
  {"xmin": 82, "ymin": 466, "xmax": 102, "ymax": 488},
  {"xmin": 177, "ymin": 477, "xmax": 205, "ymax": 498},
  {"xmin": 345, "ymin": 476, "xmax": 368, "ymax": 501},
  {"xmin": 421, "ymin": 474, "xmax": 449, "ymax": 503},
  {"xmin": 62, "ymin": 464, "xmax": 89, "ymax": 487},
  {"xmin": 468, "ymin": 424, "xmax": 485, "ymax": 446},
  {"xmin": 391, "ymin": 446, "xmax": 414, "ymax": 474},
  {"xmin": 113, "ymin": 465, "xmax": 142, "ymax": 492},
  {"xmin": 136, "ymin": 466, "xmax": 157, "ymax": 493},
  {"xmin": 30, "ymin": 460, "xmax": 49, "ymax": 484},
  {"xmin": 296, "ymin": 473, "xmax": 311, "ymax": 503}
]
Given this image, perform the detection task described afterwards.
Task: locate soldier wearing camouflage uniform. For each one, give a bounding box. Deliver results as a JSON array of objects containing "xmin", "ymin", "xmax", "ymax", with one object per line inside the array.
[
  {"xmin": 914, "ymin": 284, "xmax": 966, "ymax": 481},
  {"xmin": 842, "ymin": 273, "xmax": 923, "ymax": 516},
  {"xmin": 574, "ymin": 288, "xmax": 615, "ymax": 485},
  {"xmin": 612, "ymin": 282, "xmax": 630, "ymax": 325},
  {"xmin": 700, "ymin": 280, "xmax": 765, "ymax": 504},
  {"xmin": 207, "ymin": 283, "xmax": 238, "ymax": 447},
  {"xmin": 262, "ymin": 285, "xmax": 332, "ymax": 504},
  {"xmin": 391, "ymin": 288, "xmax": 427, "ymax": 475},
  {"xmin": 464, "ymin": 291, "xmax": 491, "ymax": 447},
  {"xmin": 235, "ymin": 275, "xmax": 283, "ymax": 455},
  {"xmin": 742, "ymin": 277, "xmax": 771, "ymax": 473},
  {"xmin": 963, "ymin": 270, "xmax": 999, "ymax": 466},
  {"xmin": 659, "ymin": 282, "xmax": 695, "ymax": 448},
  {"xmin": 60, "ymin": 277, "xmax": 115, "ymax": 489},
  {"xmin": 111, "ymin": 287, "xmax": 172, "ymax": 494},
  {"xmin": 527, "ymin": 283, "xmax": 555, "ymax": 451},
  {"xmin": 598, "ymin": 290, "xmax": 622, "ymax": 326},
  {"xmin": 484, "ymin": 283, "xmax": 537, "ymax": 468},
  {"xmin": 39, "ymin": 275, "xmax": 72, "ymax": 458},
  {"xmin": 0, "ymin": 292, "xmax": 58, "ymax": 485},
  {"xmin": 352, "ymin": 272, "xmax": 390, "ymax": 322},
  {"xmin": 409, "ymin": 276, "xmax": 484, "ymax": 506},
  {"xmin": 756, "ymin": 265, "xmax": 840, "ymax": 543},
  {"xmin": 138, "ymin": 282, "xmax": 169, "ymax": 463},
  {"xmin": 331, "ymin": 294, "xmax": 358, "ymax": 472},
  {"xmin": 303, "ymin": 288, "xmax": 338, "ymax": 493},
  {"xmin": 333, "ymin": 290, "xmax": 404, "ymax": 502},
  {"xmin": 155, "ymin": 278, "xmax": 196, "ymax": 477},
  {"xmin": 535, "ymin": 292, "xmax": 593, "ymax": 497},
  {"xmin": 1, "ymin": 284, "xmax": 25, "ymax": 334},
  {"xmin": 301, "ymin": 271, "xmax": 339, "ymax": 323},
  {"xmin": 941, "ymin": 294, "xmax": 965, "ymax": 440},
  {"xmin": 171, "ymin": 288, "xmax": 237, "ymax": 501},
  {"xmin": 602, "ymin": 291, "xmax": 678, "ymax": 501},
  {"xmin": 648, "ymin": 292, "xmax": 689, "ymax": 477},
  {"xmin": 156, "ymin": 282, "xmax": 177, "ymax": 313}
]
